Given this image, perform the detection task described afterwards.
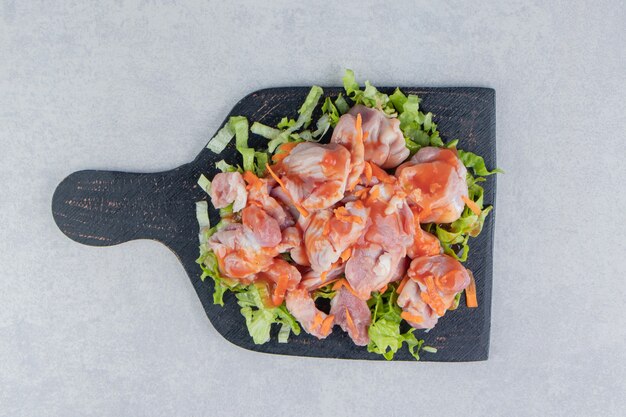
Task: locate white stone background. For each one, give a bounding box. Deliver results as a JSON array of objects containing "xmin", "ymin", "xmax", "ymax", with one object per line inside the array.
[{"xmin": 1, "ymin": 1, "xmax": 625, "ymax": 416}]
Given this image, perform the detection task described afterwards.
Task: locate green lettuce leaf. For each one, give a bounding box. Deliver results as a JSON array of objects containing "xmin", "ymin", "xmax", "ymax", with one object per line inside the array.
[
  {"xmin": 334, "ymin": 93, "xmax": 350, "ymax": 114},
  {"xmin": 296, "ymin": 86, "xmax": 323, "ymax": 129},
  {"xmin": 215, "ymin": 160, "xmax": 237, "ymax": 172},
  {"xmin": 251, "ymin": 121, "xmax": 280, "ymax": 140},
  {"xmin": 197, "ymin": 174, "xmax": 211, "ymax": 194},
  {"xmin": 458, "ymin": 150, "xmax": 503, "ymax": 176},
  {"xmin": 206, "ymin": 123, "xmax": 235, "ymax": 153},
  {"xmin": 342, "ymin": 70, "xmax": 394, "ymax": 113},
  {"xmin": 367, "ymin": 287, "xmax": 426, "ymax": 361},
  {"xmin": 236, "ymin": 284, "xmax": 301, "ymax": 345},
  {"xmin": 254, "ymin": 151, "xmax": 269, "ymax": 176}
]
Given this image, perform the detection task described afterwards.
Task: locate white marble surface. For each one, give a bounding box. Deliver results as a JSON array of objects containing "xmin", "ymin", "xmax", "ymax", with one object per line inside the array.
[{"xmin": 1, "ymin": 1, "xmax": 625, "ymax": 416}]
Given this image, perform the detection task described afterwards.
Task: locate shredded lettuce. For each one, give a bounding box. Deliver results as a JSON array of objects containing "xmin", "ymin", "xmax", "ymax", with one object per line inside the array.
[
  {"xmin": 389, "ymin": 87, "xmax": 408, "ymax": 112},
  {"xmin": 313, "ymin": 114, "xmax": 331, "ymax": 138},
  {"xmin": 322, "ymin": 97, "xmax": 340, "ymax": 126},
  {"xmin": 458, "ymin": 150, "xmax": 504, "ymax": 176},
  {"xmin": 206, "ymin": 123, "xmax": 235, "ymax": 153},
  {"xmin": 197, "ymin": 174, "xmax": 211, "ymax": 194},
  {"xmin": 240, "ymin": 147, "xmax": 255, "ymax": 172},
  {"xmin": 195, "ymin": 201, "xmax": 210, "ymax": 244},
  {"xmin": 254, "ymin": 151, "xmax": 269, "ymax": 176},
  {"xmin": 433, "ymin": 171, "xmax": 494, "ymax": 261},
  {"xmin": 312, "ymin": 283, "xmax": 336, "ymax": 300},
  {"xmin": 236, "ymin": 284, "xmax": 301, "ymax": 345},
  {"xmin": 342, "ymin": 69, "xmax": 394, "ymax": 114},
  {"xmin": 367, "ymin": 287, "xmax": 426, "ymax": 360},
  {"xmin": 251, "ymin": 121, "xmax": 280, "ymax": 140},
  {"xmin": 334, "ymin": 94, "xmax": 349, "ymax": 114},
  {"xmin": 215, "ymin": 159, "xmax": 237, "ymax": 172},
  {"xmin": 296, "ymin": 86, "xmax": 323, "ymax": 129}
]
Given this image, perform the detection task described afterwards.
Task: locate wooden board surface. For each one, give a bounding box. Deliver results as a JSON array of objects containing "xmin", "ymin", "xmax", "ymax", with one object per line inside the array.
[{"xmin": 52, "ymin": 87, "xmax": 496, "ymax": 361}]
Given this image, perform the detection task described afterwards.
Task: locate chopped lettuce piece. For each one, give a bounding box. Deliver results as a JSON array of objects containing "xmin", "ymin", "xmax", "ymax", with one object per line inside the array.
[
  {"xmin": 206, "ymin": 123, "xmax": 235, "ymax": 153},
  {"xmin": 195, "ymin": 201, "xmax": 210, "ymax": 243},
  {"xmin": 312, "ymin": 283, "xmax": 336, "ymax": 300},
  {"xmin": 342, "ymin": 69, "xmax": 360, "ymax": 97},
  {"xmin": 446, "ymin": 139, "xmax": 459, "ymax": 149},
  {"xmin": 334, "ymin": 93, "xmax": 349, "ymax": 114},
  {"xmin": 240, "ymin": 147, "xmax": 255, "ymax": 172},
  {"xmin": 230, "ymin": 116, "xmax": 249, "ymax": 150},
  {"xmin": 321, "ymin": 97, "xmax": 340, "ymax": 127},
  {"xmin": 313, "ymin": 113, "xmax": 331, "ymax": 137},
  {"xmin": 197, "ymin": 174, "xmax": 211, "ymax": 194},
  {"xmin": 296, "ymin": 86, "xmax": 323, "ymax": 129},
  {"xmin": 254, "ymin": 151, "xmax": 269, "ymax": 176},
  {"xmin": 277, "ymin": 117, "xmax": 297, "ymax": 129},
  {"xmin": 215, "ymin": 159, "xmax": 237, "ymax": 172},
  {"xmin": 367, "ymin": 286, "xmax": 426, "ymax": 361},
  {"xmin": 389, "ymin": 88, "xmax": 408, "ymax": 112},
  {"xmin": 251, "ymin": 121, "xmax": 280, "ymax": 140},
  {"xmin": 236, "ymin": 284, "xmax": 301, "ymax": 345},
  {"xmin": 458, "ymin": 150, "xmax": 504, "ymax": 176}
]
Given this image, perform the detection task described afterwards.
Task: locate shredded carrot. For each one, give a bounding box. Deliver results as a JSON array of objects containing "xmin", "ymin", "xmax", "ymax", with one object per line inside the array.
[
  {"xmin": 312, "ymin": 312, "xmax": 324, "ymax": 330},
  {"xmin": 322, "ymin": 220, "xmax": 331, "ymax": 237},
  {"xmin": 243, "ymin": 170, "xmax": 262, "ymax": 190},
  {"xmin": 465, "ymin": 270, "xmax": 478, "ymax": 308},
  {"xmin": 369, "ymin": 163, "xmax": 394, "ymax": 184},
  {"xmin": 271, "ymin": 274, "xmax": 289, "ymax": 306},
  {"xmin": 344, "ymin": 308, "xmax": 359, "ymax": 338},
  {"xmin": 401, "ymin": 311, "xmax": 424, "ymax": 323},
  {"xmin": 271, "ymin": 142, "xmax": 299, "ymax": 163},
  {"xmin": 265, "ymin": 163, "xmax": 309, "ymax": 217},
  {"xmin": 320, "ymin": 270, "xmax": 328, "ymax": 282},
  {"xmin": 363, "ymin": 162, "xmax": 373, "ymax": 184},
  {"xmin": 462, "ymin": 195, "xmax": 481, "ymax": 216},
  {"xmin": 354, "ymin": 188, "xmax": 369, "ymax": 199},
  {"xmin": 340, "ymin": 247, "xmax": 352, "ymax": 262},
  {"xmin": 320, "ymin": 315, "xmax": 335, "ymax": 335},
  {"xmin": 346, "ymin": 114, "xmax": 366, "ymax": 192},
  {"xmin": 396, "ymin": 276, "xmax": 410, "ymax": 294},
  {"xmin": 379, "ymin": 284, "xmax": 388, "ymax": 294},
  {"xmin": 332, "ymin": 279, "xmax": 360, "ymax": 298},
  {"xmin": 423, "ymin": 275, "xmax": 446, "ymax": 316},
  {"xmin": 367, "ymin": 186, "xmax": 380, "ymax": 204},
  {"xmin": 333, "ymin": 206, "xmax": 363, "ymax": 224}
]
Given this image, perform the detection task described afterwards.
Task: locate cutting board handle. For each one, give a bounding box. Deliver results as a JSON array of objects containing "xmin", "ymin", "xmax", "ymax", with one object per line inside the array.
[{"xmin": 52, "ymin": 166, "xmax": 201, "ymax": 248}]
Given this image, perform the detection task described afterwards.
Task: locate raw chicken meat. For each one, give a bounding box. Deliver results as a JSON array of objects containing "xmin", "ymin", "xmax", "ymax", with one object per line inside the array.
[{"xmin": 396, "ymin": 147, "xmax": 468, "ymax": 223}]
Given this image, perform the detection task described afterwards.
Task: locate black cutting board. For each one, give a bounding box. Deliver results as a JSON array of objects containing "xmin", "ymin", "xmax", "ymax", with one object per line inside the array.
[{"xmin": 52, "ymin": 86, "xmax": 496, "ymax": 361}]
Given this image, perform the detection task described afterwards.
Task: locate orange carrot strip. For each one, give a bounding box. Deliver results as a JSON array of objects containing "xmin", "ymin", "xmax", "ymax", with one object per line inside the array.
[
  {"xmin": 271, "ymin": 142, "xmax": 299, "ymax": 163},
  {"xmin": 320, "ymin": 270, "xmax": 328, "ymax": 282},
  {"xmin": 332, "ymin": 279, "xmax": 360, "ymax": 298},
  {"xmin": 344, "ymin": 307, "xmax": 359, "ymax": 338},
  {"xmin": 312, "ymin": 312, "xmax": 324, "ymax": 330},
  {"xmin": 369, "ymin": 163, "xmax": 394, "ymax": 184},
  {"xmin": 363, "ymin": 162, "xmax": 373, "ymax": 184},
  {"xmin": 242, "ymin": 170, "xmax": 259, "ymax": 184},
  {"xmin": 271, "ymin": 274, "xmax": 289, "ymax": 306},
  {"xmin": 354, "ymin": 188, "xmax": 369, "ymax": 199},
  {"xmin": 265, "ymin": 163, "xmax": 309, "ymax": 217},
  {"xmin": 462, "ymin": 195, "xmax": 481, "ymax": 216},
  {"xmin": 320, "ymin": 315, "xmax": 335, "ymax": 335},
  {"xmin": 367, "ymin": 186, "xmax": 380, "ymax": 204},
  {"xmin": 396, "ymin": 276, "xmax": 410, "ymax": 294},
  {"xmin": 340, "ymin": 247, "xmax": 352, "ymax": 262},
  {"xmin": 401, "ymin": 311, "xmax": 424, "ymax": 323},
  {"xmin": 334, "ymin": 206, "xmax": 363, "ymax": 224},
  {"xmin": 465, "ymin": 270, "xmax": 478, "ymax": 308},
  {"xmin": 379, "ymin": 284, "xmax": 388, "ymax": 294}
]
